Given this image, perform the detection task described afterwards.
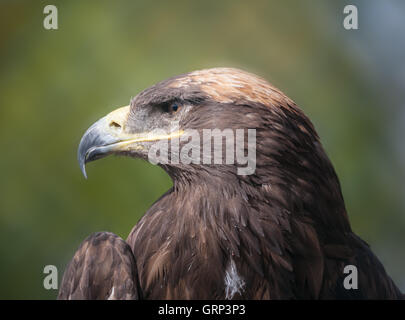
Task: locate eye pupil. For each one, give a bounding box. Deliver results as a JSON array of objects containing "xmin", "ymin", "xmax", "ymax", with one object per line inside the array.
[{"xmin": 171, "ymin": 104, "xmax": 179, "ymax": 112}]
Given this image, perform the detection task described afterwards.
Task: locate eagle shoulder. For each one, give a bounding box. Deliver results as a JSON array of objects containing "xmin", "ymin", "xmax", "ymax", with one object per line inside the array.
[{"xmin": 58, "ymin": 232, "xmax": 141, "ymax": 300}]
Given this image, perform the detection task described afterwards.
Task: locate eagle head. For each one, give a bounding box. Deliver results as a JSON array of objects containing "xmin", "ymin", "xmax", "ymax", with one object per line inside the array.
[{"xmin": 79, "ymin": 68, "xmax": 314, "ymax": 178}]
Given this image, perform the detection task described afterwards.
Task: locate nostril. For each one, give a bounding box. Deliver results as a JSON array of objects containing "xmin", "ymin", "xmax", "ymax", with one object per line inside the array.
[{"xmin": 109, "ymin": 121, "xmax": 122, "ymax": 129}]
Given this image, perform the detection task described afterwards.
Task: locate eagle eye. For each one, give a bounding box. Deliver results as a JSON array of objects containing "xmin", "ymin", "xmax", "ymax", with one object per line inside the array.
[{"xmin": 166, "ymin": 103, "xmax": 180, "ymax": 114}]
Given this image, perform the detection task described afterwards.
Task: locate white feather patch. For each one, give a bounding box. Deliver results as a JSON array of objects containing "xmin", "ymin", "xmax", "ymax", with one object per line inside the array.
[
  {"xmin": 224, "ymin": 259, "xmax": 245, "ymax": 299},
  {"xmin": 107, "ymin": 287, "xmax": 115, "ymax": 300}
]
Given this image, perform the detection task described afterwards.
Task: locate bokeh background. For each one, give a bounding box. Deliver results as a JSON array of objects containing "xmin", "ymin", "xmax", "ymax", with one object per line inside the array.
[{"xmin": 0, "ymin": 0, "xmax": 404, "ymax": 299}]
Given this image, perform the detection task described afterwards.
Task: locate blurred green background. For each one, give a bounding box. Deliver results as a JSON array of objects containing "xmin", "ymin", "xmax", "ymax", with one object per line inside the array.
[{"xmin": 0, "ymin": 0, "xmax": 404, "ymax": 299}]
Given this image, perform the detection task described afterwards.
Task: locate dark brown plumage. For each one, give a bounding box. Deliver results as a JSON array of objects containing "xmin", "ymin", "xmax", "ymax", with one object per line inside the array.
[
  {"xmin": 58, "ymin": 232, "xmax": 141, "ymax": 299},
  {"xmin": 59, "ymin": 68, "xmax": 403, "ymax": 300}
]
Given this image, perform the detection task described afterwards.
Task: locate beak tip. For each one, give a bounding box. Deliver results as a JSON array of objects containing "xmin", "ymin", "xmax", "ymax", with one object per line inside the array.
[
  {"xmin": 82, "ymin": 167, "xmax": 88, "ymax": 179},
  {"xmin": 79, "ymin": 157, "xmax": 88, "ymax": 179}
]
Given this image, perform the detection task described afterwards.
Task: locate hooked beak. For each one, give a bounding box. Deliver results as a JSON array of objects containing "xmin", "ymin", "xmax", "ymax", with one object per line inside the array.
[
  {"xmin": 78, "ymin": 106, "xmax": 131, "ymax": 178},
  {"xmin": 77, "ymin": 105, "xmax": 183, "ymax": 178}
]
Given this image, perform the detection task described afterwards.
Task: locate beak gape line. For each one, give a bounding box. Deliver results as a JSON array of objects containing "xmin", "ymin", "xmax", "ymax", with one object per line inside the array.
[{"xmin": 147, "ymin": 126, "xmax": 257, "ymax": 176}]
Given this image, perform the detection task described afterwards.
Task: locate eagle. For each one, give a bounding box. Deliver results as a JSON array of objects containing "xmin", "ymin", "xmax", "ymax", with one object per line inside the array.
[{"xmin": 58, "ymin": 68, "xmax": 403, "ymax": 300}]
